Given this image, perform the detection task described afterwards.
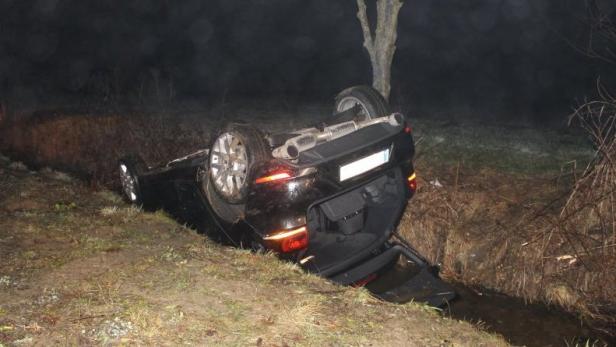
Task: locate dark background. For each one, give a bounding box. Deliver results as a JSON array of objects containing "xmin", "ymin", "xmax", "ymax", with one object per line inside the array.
[{"xmin": 1, "ymin": 0, "xmax": 615, "ymax": 122}]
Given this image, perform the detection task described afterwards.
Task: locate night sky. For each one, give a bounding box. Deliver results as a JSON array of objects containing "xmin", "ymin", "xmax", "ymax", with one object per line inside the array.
[{"xmin": 1, "ymin": 0, "xmax": 615, "ymax": 122}]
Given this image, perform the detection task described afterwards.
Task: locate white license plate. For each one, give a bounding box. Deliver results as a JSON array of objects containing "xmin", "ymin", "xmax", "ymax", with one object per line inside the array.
[{"xmin": 339, "ymin": 148, "xmax": 390, "ymax": 182}]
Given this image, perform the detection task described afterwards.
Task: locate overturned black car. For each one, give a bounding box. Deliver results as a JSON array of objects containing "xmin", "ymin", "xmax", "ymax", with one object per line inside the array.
[{"xmin": 119, "ymin": 86, "xmax": 455, "ymax": 306}]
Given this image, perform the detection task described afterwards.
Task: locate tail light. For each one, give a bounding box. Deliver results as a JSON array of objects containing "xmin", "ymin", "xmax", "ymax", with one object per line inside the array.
[
  {"xmin": 255, "ymin": 171, "xmax": 292, "ymax": 184},
  {"xmin": 407, "ymin": 172, "xmax": 417, "ymax": 191},
  {"xmin": 401, "ymin": 113, "xmax": 412, "ymax": 134},
  {"xmin": 263, "ymin": 226, "xmax": 309, "ymax": 253},
  {"xmin": 254, "ymin": 167, "xmax": 317, "ymax": 185},
  {"xmin": 352, "ymin": 273, "xmax": 378, "ymax": 288}
]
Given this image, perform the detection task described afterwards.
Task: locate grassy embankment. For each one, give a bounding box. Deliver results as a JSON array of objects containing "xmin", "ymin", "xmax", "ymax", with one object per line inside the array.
[
  {"xmin": 401, "ymin": 117, "xmax": 615, "ymax": 333},
  {"xmin": 0, "ymin": 101, "xmax": 613, "ymax": 337},
  {"xmin": 0, "ymin": 154, "xmax": 508, "ymax": 346}
]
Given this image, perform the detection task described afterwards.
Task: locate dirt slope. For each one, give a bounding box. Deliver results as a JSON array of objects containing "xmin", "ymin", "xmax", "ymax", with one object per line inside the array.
[{"xmin": 0, "ymin": 155, "xmax": 508, "ymax": 346}]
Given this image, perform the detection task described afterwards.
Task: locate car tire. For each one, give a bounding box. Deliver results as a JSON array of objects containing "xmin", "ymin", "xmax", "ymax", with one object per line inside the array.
[
  {"xmin": 118, "ymin": 155, "xmax": 147, "ymax": 206},
  {"xmin": 334, "ymin": 85, "xmax": 391, "ymax": 121},
  {"xmin": 204, "ymin": 123, "xmax": 270, "ymax": 223}
]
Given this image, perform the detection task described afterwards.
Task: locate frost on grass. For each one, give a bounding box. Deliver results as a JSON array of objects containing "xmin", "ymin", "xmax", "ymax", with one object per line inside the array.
[
  {"xmin": 40, "ymin": 167, "xmax": 73, "ymax": 182},
  {"xmin": 36, "ymin": 288, "xmax": 60, "ymax": 305},
  {"xmin": 100, "ymin": 206, "xmax": 120, "ymax": 216},
  {"xmin": 0, "ymin": 275, "xmax": 16, "ymax": 287},
  {"xmin": 8, "ymin": 161, "xmax": 28, "ymax": 171},
  {"xmin": 11, "ymin": 336, "xmax": 34, "ymax": 345},
  {"xmin": 96, "ymin": 190, "xmax": 123, "ymax": 204},
  {"xmin": 100, "ymin": 205, "xmax": 141, "ymax": 219},
  {"xmin": 95, "ymin": 317, "xmax": 134, "ymax": 342},
  {"xmin": 160, "ymin": 246, "xmax": 186, "ymax": 264}
]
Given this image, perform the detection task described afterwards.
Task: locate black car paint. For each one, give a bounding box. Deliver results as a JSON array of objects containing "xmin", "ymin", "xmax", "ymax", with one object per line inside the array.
[
  {"xmin": 125, "ymin": 118, "xmax": 455, "ymax": 306},
  {"xmin": 246, "ymin": 123, "xmax": 415, "ymax": 238},
  {"xmin": 137, "ymin": 122, "xmax": 413, "ymax": 241}
]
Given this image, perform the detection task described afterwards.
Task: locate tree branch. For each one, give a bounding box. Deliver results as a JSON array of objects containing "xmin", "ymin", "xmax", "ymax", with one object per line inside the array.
[{"xmin": 356, "ymin": 0, "xmax": 375, "ymax": 59}]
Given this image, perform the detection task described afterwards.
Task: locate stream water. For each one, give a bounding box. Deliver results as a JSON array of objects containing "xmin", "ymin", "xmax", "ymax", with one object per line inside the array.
[{"xmin": 366, "ymin": 262, "xmax": 614, "ymax": 347}]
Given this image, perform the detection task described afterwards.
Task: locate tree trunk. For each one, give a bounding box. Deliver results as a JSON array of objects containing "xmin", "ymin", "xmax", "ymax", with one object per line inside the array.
[{"xmin": 356, "ymin": 0, "xmax": 404, "ymax": 101}]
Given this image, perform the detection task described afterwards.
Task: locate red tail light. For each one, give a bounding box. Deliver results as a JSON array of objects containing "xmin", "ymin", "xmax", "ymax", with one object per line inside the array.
[
  {"xmin": 264, "ymin": 226, "xmax": 309, "ymax": 253},
  {"xmin": 255, "ymin": 171, "xmax": 292, "ymax": 184},
  {"xmin": 352, "ymin": 273, "xmax": 378, "ymax": 288},
  {"xmin": 407, "ymin": 172, "xmax": 417, "ymax": 191}
]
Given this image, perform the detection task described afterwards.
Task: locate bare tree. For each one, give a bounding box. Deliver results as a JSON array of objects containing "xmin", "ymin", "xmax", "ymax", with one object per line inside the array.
[
  {"xmin": 552, "ymin": 2, "xmax": 616, "ymax": 326},
  {"xmin": 356, "ymin": 0, "xmax": 404, "ymax": 101},
  {"xmin": 580, "ymin": 0, "xmax": 616, "ymax": 64}
]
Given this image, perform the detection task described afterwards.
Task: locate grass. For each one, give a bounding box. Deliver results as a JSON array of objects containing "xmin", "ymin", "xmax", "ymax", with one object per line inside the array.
[
  {"xmin": 400, "ymin": 116, "xmax": 616, "ymax": 337},
  {"xmin": 0, "ymin": 158, "xmax": 509, "ymax": 346},
  {"xmin": 1, "ymin": 100, "xmax": 612, "ymax": 342},
  {"xmin": 411, "ymin": 117, "xmax": 595, "ymax": 174}
]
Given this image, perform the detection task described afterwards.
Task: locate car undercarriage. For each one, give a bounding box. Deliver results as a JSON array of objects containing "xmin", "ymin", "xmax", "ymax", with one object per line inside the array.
[{"xmin": 119, "ymin": 85, "xmax": 456, "ymax": 306}]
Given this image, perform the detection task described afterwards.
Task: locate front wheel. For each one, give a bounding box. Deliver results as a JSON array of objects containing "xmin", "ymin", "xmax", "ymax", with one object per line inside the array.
[{"xmin": 118, "ymin": 155, "xmax": 147, "ymax": 206}]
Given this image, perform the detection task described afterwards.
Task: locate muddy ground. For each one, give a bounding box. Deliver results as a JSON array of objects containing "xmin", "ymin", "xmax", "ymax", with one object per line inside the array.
[{"xmin": 0, "ymin": 154, "xmax": 508, "ymax": 346}]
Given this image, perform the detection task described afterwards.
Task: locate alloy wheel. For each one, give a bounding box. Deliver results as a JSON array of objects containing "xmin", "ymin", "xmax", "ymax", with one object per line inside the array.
[{"xmin": 209, "ymin": 132, "xmax": 248, "ymax": 199}]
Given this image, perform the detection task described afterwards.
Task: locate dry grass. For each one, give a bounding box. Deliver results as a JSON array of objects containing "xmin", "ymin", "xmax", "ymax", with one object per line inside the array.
[
  {"xmin": 551, "ymin": 97, "xmax": 616, "ymax": 323},
  {"xmin": 0, "ymin": 101, "xmax": 327, "ymax": 189},
  {"xmin": 397, "ymin": 105, "xmax": 616, "ymax": 335},
  {"xmin": 1, "ymin": 99, "xmax": 613, "ymax": 338},
  {"xmin": 0, "ymin": 158, "xmax": 508, "ymax": 346}
]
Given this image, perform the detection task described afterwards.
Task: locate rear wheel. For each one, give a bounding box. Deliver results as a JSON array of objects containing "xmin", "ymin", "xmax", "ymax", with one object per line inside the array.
[
  {"xmin": 119, "ymin": 155, "xmax": 147, "ymax": 206},
  {"xmin": 334, "ymin": 85, "xmax": 391, "ymax": 121},
  {"xmin": 204, "ymin": 123, "xmax": 270, "ymax": 223}
]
